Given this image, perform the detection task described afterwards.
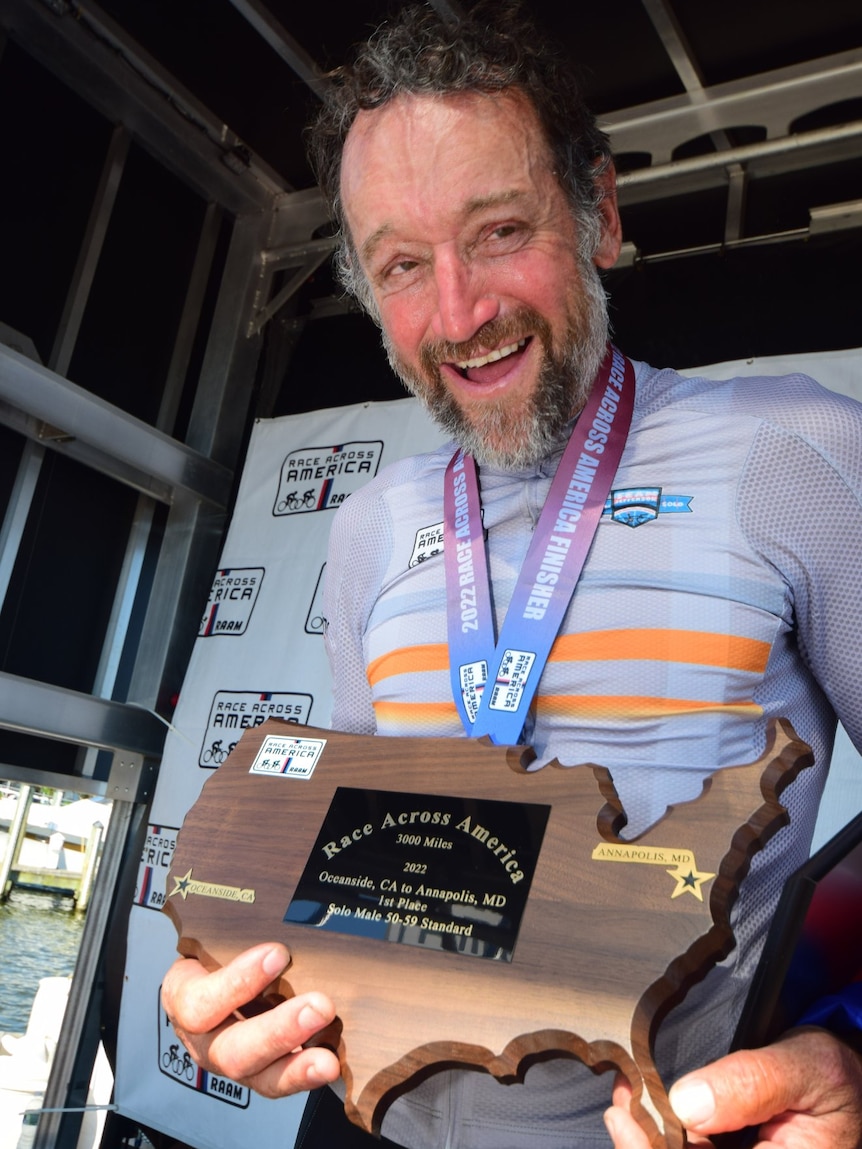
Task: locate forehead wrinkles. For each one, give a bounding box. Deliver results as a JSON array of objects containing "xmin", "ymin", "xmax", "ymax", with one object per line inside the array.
[{"xmin": 340, "ymin": 92, "xmax": 557, "ymax": 261}]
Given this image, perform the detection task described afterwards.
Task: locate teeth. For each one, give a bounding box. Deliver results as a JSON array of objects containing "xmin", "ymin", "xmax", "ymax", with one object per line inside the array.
[{"xmin": 456, "ymin": 339, "xmax": 525, "ymax": 371}]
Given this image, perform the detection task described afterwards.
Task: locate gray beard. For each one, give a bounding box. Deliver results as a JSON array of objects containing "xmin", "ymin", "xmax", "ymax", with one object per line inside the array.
[{"xmin": 382, "ymin": 258, "xmax": 610, "ymax": 470}]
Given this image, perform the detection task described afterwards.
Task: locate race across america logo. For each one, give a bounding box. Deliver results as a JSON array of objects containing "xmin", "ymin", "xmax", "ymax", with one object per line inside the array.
[
  {"xmin": 157, "ymin": 998, "xmax": 249, "ymax": 1106},
  {"xmin": 198, "ymin": 567, "xmax": 264, "ymax": 637},
  {"xmin": 134, "ymin": 824, "xmax": 179, "ymax": 910},
  {"xmin": 198, "ymin": 690, "xmax": 313, "ymax": 768},
  {"xmin": 273, "ymin": 441, "xmax": 383, "ymax": 516},
  {"xmin": 409, "ymin": 521, "xmax": 445, "ymax": 567}
]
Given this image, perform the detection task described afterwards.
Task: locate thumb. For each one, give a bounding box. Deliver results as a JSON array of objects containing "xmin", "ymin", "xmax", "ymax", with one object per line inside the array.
[{"xmin": 667, "ymin": 1031, "xmax": 829, "ymax": 1136}]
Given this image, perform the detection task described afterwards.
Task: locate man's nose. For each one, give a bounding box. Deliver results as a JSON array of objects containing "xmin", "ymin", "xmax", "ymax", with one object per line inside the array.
[{"xmin": 429, "ymin": 251, "xmax": 499, "ymax": 344}]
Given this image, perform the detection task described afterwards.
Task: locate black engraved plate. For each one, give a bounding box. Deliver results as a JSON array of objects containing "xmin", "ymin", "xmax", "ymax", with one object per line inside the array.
[{"xmin": 284, "ymin": 786, "xmax": 550, "ymax": 961}]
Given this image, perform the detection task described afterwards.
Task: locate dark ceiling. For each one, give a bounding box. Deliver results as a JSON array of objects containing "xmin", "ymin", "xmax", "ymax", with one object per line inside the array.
[
  {"xmin": 2, "ymin": 0, "xmax": 862, "ymax": 401},
  {"xmin": 84, "ymin": 0, "xmax": 862, "ymax": 196},
  {"xmin": 0, "ymin": 0, "xmax": 860, "ymax": 758}
]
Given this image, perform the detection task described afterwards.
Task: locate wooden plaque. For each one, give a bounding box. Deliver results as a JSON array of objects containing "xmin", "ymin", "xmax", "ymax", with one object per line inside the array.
[{"xmin": 164, "ymin": 718, "xmax": 812, "ymax": 1148}]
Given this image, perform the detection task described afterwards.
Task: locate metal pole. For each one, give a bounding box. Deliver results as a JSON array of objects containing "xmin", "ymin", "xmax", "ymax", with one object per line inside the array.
[
  {"xmin": 32, "ymin": 794, "xmax": 149, "ymax": 1149},
  {"xmin": 48, "ymin": 125, "xmax": 130, "ymax": 378},
  {"xmin": 75, "ymin": 822, "xmax": 104, "ymax": 913},
  {"xmin": 0, "ymin": 783, "xmax": 32, "ymax": 900},
  {"xmin": 617, "ymin": 119, "xmax": 862, "ymax": 191}
]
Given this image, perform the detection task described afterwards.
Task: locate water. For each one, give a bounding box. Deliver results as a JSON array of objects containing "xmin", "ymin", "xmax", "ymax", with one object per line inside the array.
[{"xmin": 0, "ymin": 890, "xmax": 84, "ymax": 1034}]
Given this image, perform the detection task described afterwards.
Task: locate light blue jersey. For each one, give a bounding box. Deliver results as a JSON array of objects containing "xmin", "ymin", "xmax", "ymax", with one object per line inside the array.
[{"xmin": 323, "ymin": 359, "xmax": 862, "ymax": 1148}]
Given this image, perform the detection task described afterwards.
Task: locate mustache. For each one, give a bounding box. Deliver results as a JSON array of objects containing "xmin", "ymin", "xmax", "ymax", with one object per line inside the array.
[{"xmin": 418, "ymin": 308, "xmax": 552, "ymax": 372}]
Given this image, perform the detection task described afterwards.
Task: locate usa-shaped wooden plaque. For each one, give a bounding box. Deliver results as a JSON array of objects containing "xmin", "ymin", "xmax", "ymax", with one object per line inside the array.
[{"xmin": 164, "ymin": 717, "xmax": 812, "ymax": 1149}]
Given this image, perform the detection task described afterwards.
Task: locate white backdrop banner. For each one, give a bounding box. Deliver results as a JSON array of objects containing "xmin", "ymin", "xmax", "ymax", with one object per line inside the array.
[
  {"xmin": 114, "ymin": 350, "xmax": 862, "ymax": 1147},
  {"xmin": 114, "ymin": 397, "xmax": 448, "ymax": 1148}
]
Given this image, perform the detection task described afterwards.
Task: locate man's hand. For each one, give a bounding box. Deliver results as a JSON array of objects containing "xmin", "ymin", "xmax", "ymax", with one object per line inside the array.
[
  {"xmin": 161, "ymin": 943, "xmax": 341, "ymax": 1098},
  {"xmin": 603, "ymin": 1028, "xmax": 862, "ymax": 1148}
]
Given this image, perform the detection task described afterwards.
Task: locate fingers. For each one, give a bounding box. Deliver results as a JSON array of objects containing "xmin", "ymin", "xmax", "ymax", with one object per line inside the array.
[
  {"xmin": 610, "ymin": 1072, "xmax": 634, "ymax": 1109},
  {"xmin": 201, "ymin": 994, "xmax": 341, "ymax": 1097},
  {"xmin": 161, "ymin": 944, "xmax": 340, "ymax": 1098},
  {"xmin": 163, "ymin": 943, "xmax": 291, "ymax": 1033},
  {"xmin": 603, "ymin": 1072, "xmax": 649, "ymax": 1147},
  {"xmin": 603, "ymin": 1102, "xmax": 654, "ymax": 1148},
  {"xmin": 605, "ymin": 1030, "xmax": 862, "ymax": 1148},
  {"xmin": 605, "ymin": 1074, "xmax": 713, "ymax": 1148},
  {"xmin": 668, "ymin": 1028, "xmax": 862, "ymax": 1140}
]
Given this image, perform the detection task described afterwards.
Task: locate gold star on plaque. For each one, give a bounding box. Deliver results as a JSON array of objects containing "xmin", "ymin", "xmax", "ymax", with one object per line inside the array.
[
  {"xmin": 171, "ymin": 868, "xmax": 194, "ymax": 900},
  {"xmin": 667, "ymin": 863, "xmax": 715, "ymax": 901}
]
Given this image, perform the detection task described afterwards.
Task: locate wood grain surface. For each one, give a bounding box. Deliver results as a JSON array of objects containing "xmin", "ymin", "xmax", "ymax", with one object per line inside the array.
[{"xmin": 164, "ymin": 718, "xmax": 812, "ymax": 1148}]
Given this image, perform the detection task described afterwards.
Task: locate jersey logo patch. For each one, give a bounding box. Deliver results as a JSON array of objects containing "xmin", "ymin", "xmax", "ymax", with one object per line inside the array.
[
  {"xmin": 604, "ymin": 488, "xmax": 693, "ymax": 527},
  {"xmin": 409, "ymin": 521, "xmax": 445, "ymax": 567}
]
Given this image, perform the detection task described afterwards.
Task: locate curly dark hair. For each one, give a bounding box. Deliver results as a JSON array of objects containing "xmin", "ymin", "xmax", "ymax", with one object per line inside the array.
[{"xmin": 306, "ymin": 1, "xmax": 612, "ymax": 316}]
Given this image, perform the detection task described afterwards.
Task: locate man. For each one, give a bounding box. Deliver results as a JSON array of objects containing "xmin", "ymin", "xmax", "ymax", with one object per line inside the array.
[{"xmin": 163, "ymin": 4, "xmax": 862, "ymax": 1146}]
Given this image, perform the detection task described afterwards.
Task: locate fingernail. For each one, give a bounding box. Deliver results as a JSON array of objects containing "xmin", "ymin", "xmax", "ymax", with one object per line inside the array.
[
  {"xmin": 670, "ymin": 1079, "xmax": 715, "ymax": 1126},
  {"xmin": 261, "ymin": 945, "xmax": 288, "ymax": 978},
  {"xmin": 306, "ymin": 1062, "xmax": 328, "ymax": 1087},
  {"xmin": 298, "ymin": 1002, "xmax": 327, "ymax": 1028}
]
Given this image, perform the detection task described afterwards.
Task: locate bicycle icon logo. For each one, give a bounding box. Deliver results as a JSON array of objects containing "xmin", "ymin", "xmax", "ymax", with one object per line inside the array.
[
  {"xmin": 277, "ymin": 488, "xmax": 317, "ymax": 512},
  {"xmin": 162, "ymin": 1043, "xmax": 196, "ymax": 1082},
  {"xmin": 201, "ymin": 739, "xmax": 237, "ymax": 765}
]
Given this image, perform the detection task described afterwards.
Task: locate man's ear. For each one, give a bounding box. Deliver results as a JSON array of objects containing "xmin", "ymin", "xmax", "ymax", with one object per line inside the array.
[{"xmin": 592, "ymin": 160, "xmax": 623, "ymax": 270}]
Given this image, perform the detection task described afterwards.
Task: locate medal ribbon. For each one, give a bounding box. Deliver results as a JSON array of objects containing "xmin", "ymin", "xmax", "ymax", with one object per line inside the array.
[{"xmin": 444, "ymin": 345, "xmax": 635, "ymax": 743}]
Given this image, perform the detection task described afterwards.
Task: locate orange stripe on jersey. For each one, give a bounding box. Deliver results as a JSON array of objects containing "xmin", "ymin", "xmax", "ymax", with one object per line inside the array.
[
  {"xmin": 539, "ymin": 694, "xmax": 764, "ymax": 720},
  {"xmin": 372, "ymin": 699, "xmax": 460, "ymax": 726},
  {"xmin": 550, "ymin": 629, "xmax": 770, "ymax": 673},
  {"xmin": 367, "ymin": 644, "xmax": 449, "ymax": 687}
]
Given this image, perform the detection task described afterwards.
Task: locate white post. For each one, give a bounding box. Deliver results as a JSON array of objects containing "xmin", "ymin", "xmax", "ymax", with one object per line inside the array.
[{"xmin": 0, "ymin": 784, "xmax": 33, "ymax": 901}]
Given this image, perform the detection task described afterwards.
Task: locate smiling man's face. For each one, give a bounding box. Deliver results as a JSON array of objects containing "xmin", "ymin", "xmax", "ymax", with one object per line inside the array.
[{"xmin": 340, "ymin": 90, "xmax": 621, "ymax": 467}]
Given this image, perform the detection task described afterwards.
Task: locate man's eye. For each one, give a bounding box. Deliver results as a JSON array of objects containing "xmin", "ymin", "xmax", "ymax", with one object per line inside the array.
[
  {"xmin": 480, "ymin": 223, "xmax": 529, "ymax": 251},
  {"xmin": 385, "ymin": 259, "xmax": 419, "ymax": 278}
]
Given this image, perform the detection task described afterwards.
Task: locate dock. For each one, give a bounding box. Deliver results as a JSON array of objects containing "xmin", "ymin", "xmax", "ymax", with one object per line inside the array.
[{"xmin": 0, "ymin": 784, "xmax": 107, "ymax": 910}]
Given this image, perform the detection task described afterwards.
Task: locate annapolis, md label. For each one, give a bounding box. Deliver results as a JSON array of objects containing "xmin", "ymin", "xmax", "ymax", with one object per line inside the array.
[{"xmin": 284, "ymin": 787, "xmax": 549, "ymax": 962}]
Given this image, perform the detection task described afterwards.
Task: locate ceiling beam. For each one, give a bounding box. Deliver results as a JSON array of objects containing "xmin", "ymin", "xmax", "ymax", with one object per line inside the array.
[
  {"xmin": 0, "ymin": 670, "xmax": 166, "ymax": 759},
  {"xmin": 640, "ymin": 0, "xmax": 746, "ymax": 238},
  {"xmin": 641, "ymin": 0, "xmax": 707, "ymax": 93},
  {"xmin": 616, "ymin": 118, "xmax": 862, "ymax": 204},
  {"xmin": 0, "ymin": 345, "xmax": 234, "ymax": 509},
  {"xmin": 225, "ymin": 0, "xmax": 330, "ymax": 100},
  {"xmin": 603, "ymin": 49, "xmax": 862, "ymax": 164},
  {"xmin": 0, "ymin": 0, "xmax": 289, "ymax": 211}
]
